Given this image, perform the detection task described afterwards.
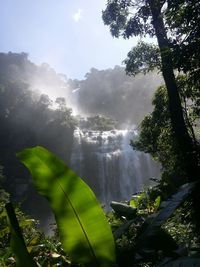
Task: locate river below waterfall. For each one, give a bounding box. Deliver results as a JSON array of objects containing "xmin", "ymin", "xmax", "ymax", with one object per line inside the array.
[{"xmin": 70, "ymin": 128, "xmax": 160, "ymax": 206}]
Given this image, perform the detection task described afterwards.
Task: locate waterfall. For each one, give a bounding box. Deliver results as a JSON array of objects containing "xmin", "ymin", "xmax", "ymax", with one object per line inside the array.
[{"xmin": 70, "ymin": 128, "xmax": 160, "ymax": 205}]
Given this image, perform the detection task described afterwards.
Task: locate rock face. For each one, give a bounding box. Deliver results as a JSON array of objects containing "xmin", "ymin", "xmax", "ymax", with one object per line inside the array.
[{"xmin": 70, "ymin": 128, "xmax": 160, "ymax": 205}]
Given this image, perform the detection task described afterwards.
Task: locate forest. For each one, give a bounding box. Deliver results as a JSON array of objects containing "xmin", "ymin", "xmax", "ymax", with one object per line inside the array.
[{"xmin": 0, "ymin": 0, "xmax": 200, "ymax": 266}]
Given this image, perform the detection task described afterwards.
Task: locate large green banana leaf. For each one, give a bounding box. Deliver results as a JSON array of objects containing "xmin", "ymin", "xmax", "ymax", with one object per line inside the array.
[
  {"xmin": 17, "ymin": 146, "xmax": 116, "ymax": 267},
  {"xmin": 5, "ymin": 203, "xmax": 37, "ymax": 267}
]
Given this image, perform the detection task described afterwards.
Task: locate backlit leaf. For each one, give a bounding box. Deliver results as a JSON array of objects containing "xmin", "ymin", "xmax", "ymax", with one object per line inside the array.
[
  {"xmin": 17, "ymin": 146, "xmax": 116, "ymax": 267},
  {"xmin": 5, "ymin": 203, "xmax": 37, "ymax": 267}
]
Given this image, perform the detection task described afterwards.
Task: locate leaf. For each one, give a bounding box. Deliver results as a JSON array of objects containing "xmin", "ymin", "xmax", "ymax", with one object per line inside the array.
[
  {"xmin": 110, "ymin": 201, "xmax": 137, "ymax": 219},
  {"xmin": 0, "ymin": 226, "xmax": 10, "ymax": 238},
  {"xmin": 17, "ymin": 146, "xmax": 116, "ymax": 267},
  {"xmin": 5, "ymin": 203, "xmax": 38, "ymax": 267},
  {"xmin": 19, "ymin": 219, "xmax": 36, "ymax": 228},
  {"xmin": 154, "ymin": 196, "xmax": 161, "ymax": 211},
  {"xmin": 158, "ymin": 257, "xmax": 200, "ymax": 267},
  {"xmin": 135, "ymin": 183, "xmax": 195, "ymax": 252},
  {"xmin": 113, "ymin": 219, "xmax": 134, "ymax": 239},
  {"xmin": 130, "ymin": 199, "xmax": 137, "ymax": 208},
  {"xmin": 135, "ymin": 228, "xmax": 178, "ymax": 260},
  {"xmin": 149, "ymin": 183, "xmax": 195, "ymax": 229},
  {"xmin": 51, "ymin": 252, "xmax": 61, "ymax": 258},
  {"xmin": 138, "ymin": 192, "xmax": 146, "ymax": 202}
]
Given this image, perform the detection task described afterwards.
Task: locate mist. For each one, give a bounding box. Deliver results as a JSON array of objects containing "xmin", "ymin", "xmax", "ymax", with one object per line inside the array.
[
  {"xmin": 23, "ymin": 57, "xmax": 163, "ymax": 127},
  {"xmin": 0, "ymin": 52, "xmax": 162, "ymax": 227}
]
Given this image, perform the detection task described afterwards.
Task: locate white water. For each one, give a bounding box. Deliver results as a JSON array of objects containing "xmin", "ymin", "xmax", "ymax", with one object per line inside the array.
[{"xmin": 70, "ymin": 128, "xmax": 160, "ymax": 205}]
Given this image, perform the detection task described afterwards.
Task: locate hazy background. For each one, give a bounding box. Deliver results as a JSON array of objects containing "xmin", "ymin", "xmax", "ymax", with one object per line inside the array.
[
  {"xmin": 0, "ymin": 0, "xmax": 146, "ymax": 79},
  {"xmin": 0, "ymin": 1, "xmax": 161, "ymax": 228}
]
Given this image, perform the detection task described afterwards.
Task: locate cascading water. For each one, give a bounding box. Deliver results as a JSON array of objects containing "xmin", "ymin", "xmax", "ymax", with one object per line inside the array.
[{"xmin": 70, "ymin": 128, "xmax": 160, "ymax": 205}]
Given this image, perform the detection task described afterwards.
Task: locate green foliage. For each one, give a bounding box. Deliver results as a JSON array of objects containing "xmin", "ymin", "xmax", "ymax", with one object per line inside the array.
[
  {"xmin": 103, "ymin": 1, "xmax": 200, "ymax": 264},
  {"xmin": 1, "ymin": 2, "xmax": 200, "ymax": 265},
  {"xmin": 131, "ymin": 85, "xmax": 181, "ymax": 185},
  {"xmin": 165, "ymin": 0, "xmax": 200, "ymax": 83},
  {"xmin": 103, "ymin": 0, "xmax": 200, "ymax": 82},
  {"xmin": 132, "ymin": 77, "xmax": 200, "ymax": 187},
  {"xmin": 5, "ymin": 203, "xmax": 38, "ymax": 267},
  {"xmin": 17, "ymin": 146, "xmax": 116, "ymax": 267},
  {"xmin": 103, "ymin": 0, "xmax": 200, "ymax": 184},
  {"xmin": 177, "ymin": 75, "xmax": 200, "ymax": 136},
  {"xmin": 137, "ymin": 183, "xmax": 195, "ymax": 240},
  {"xmin": 29, "ymin": 235, "xmax": 71, "ymax": 267},
  {"xmin": 1, "ymin": 173, "xmax": 198, "ymax": 267},
  {"xmin": 102, "ymin": 0, "xmax": 153, "ymax": 38},
  {"xmin": 124, "ymin": 41, "xmax": 161, "ymax": 75},
  {"xmin": 0, "ymin": 187, "xmax": 43, "ymax": 266},
  {"xmin": 109, "ymin": 183, "xmax": 197, "ymax": 266},
  {"xmin": 0, "ymin": 53, "xmax": 77, "ymax": 216},
  {"xmin": 0, "ymin": 197, "xmax": 71, "ymax": 266},
  {"xmin": 163, "ymin": 203, "xmax": 198, "ymax": 251}
]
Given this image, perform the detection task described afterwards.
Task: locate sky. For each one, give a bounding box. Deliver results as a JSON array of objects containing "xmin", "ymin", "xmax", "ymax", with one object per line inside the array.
[{"xmin": 0, "ymin": 0, "xmax": 143, "ymax": 79}]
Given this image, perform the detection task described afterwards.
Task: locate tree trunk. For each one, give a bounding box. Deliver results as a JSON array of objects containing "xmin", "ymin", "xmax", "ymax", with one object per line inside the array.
[
  {"xmin": 148, "ymin": 0, "xmax": 200, "ymax": 233},
  {"xmin": 148, "ymin": 0, "xmax": 199, "ymax": 182}
]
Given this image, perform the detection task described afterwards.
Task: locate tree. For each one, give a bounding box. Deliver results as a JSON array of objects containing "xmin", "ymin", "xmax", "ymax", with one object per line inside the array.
[
  {"xmin": 132, "ymin": 81, "xmax": 200, "ymax": 196},
  {"xmin": 102, "ymin": 0, "xmax": 200, "ymax": 233},
  {"xmin": 102, "ymin": 0, "xmax": 200, "ymax": 181},
  {"xmin": 0, "ymin": 53, "xmax": 78, "ymax": 223}
]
